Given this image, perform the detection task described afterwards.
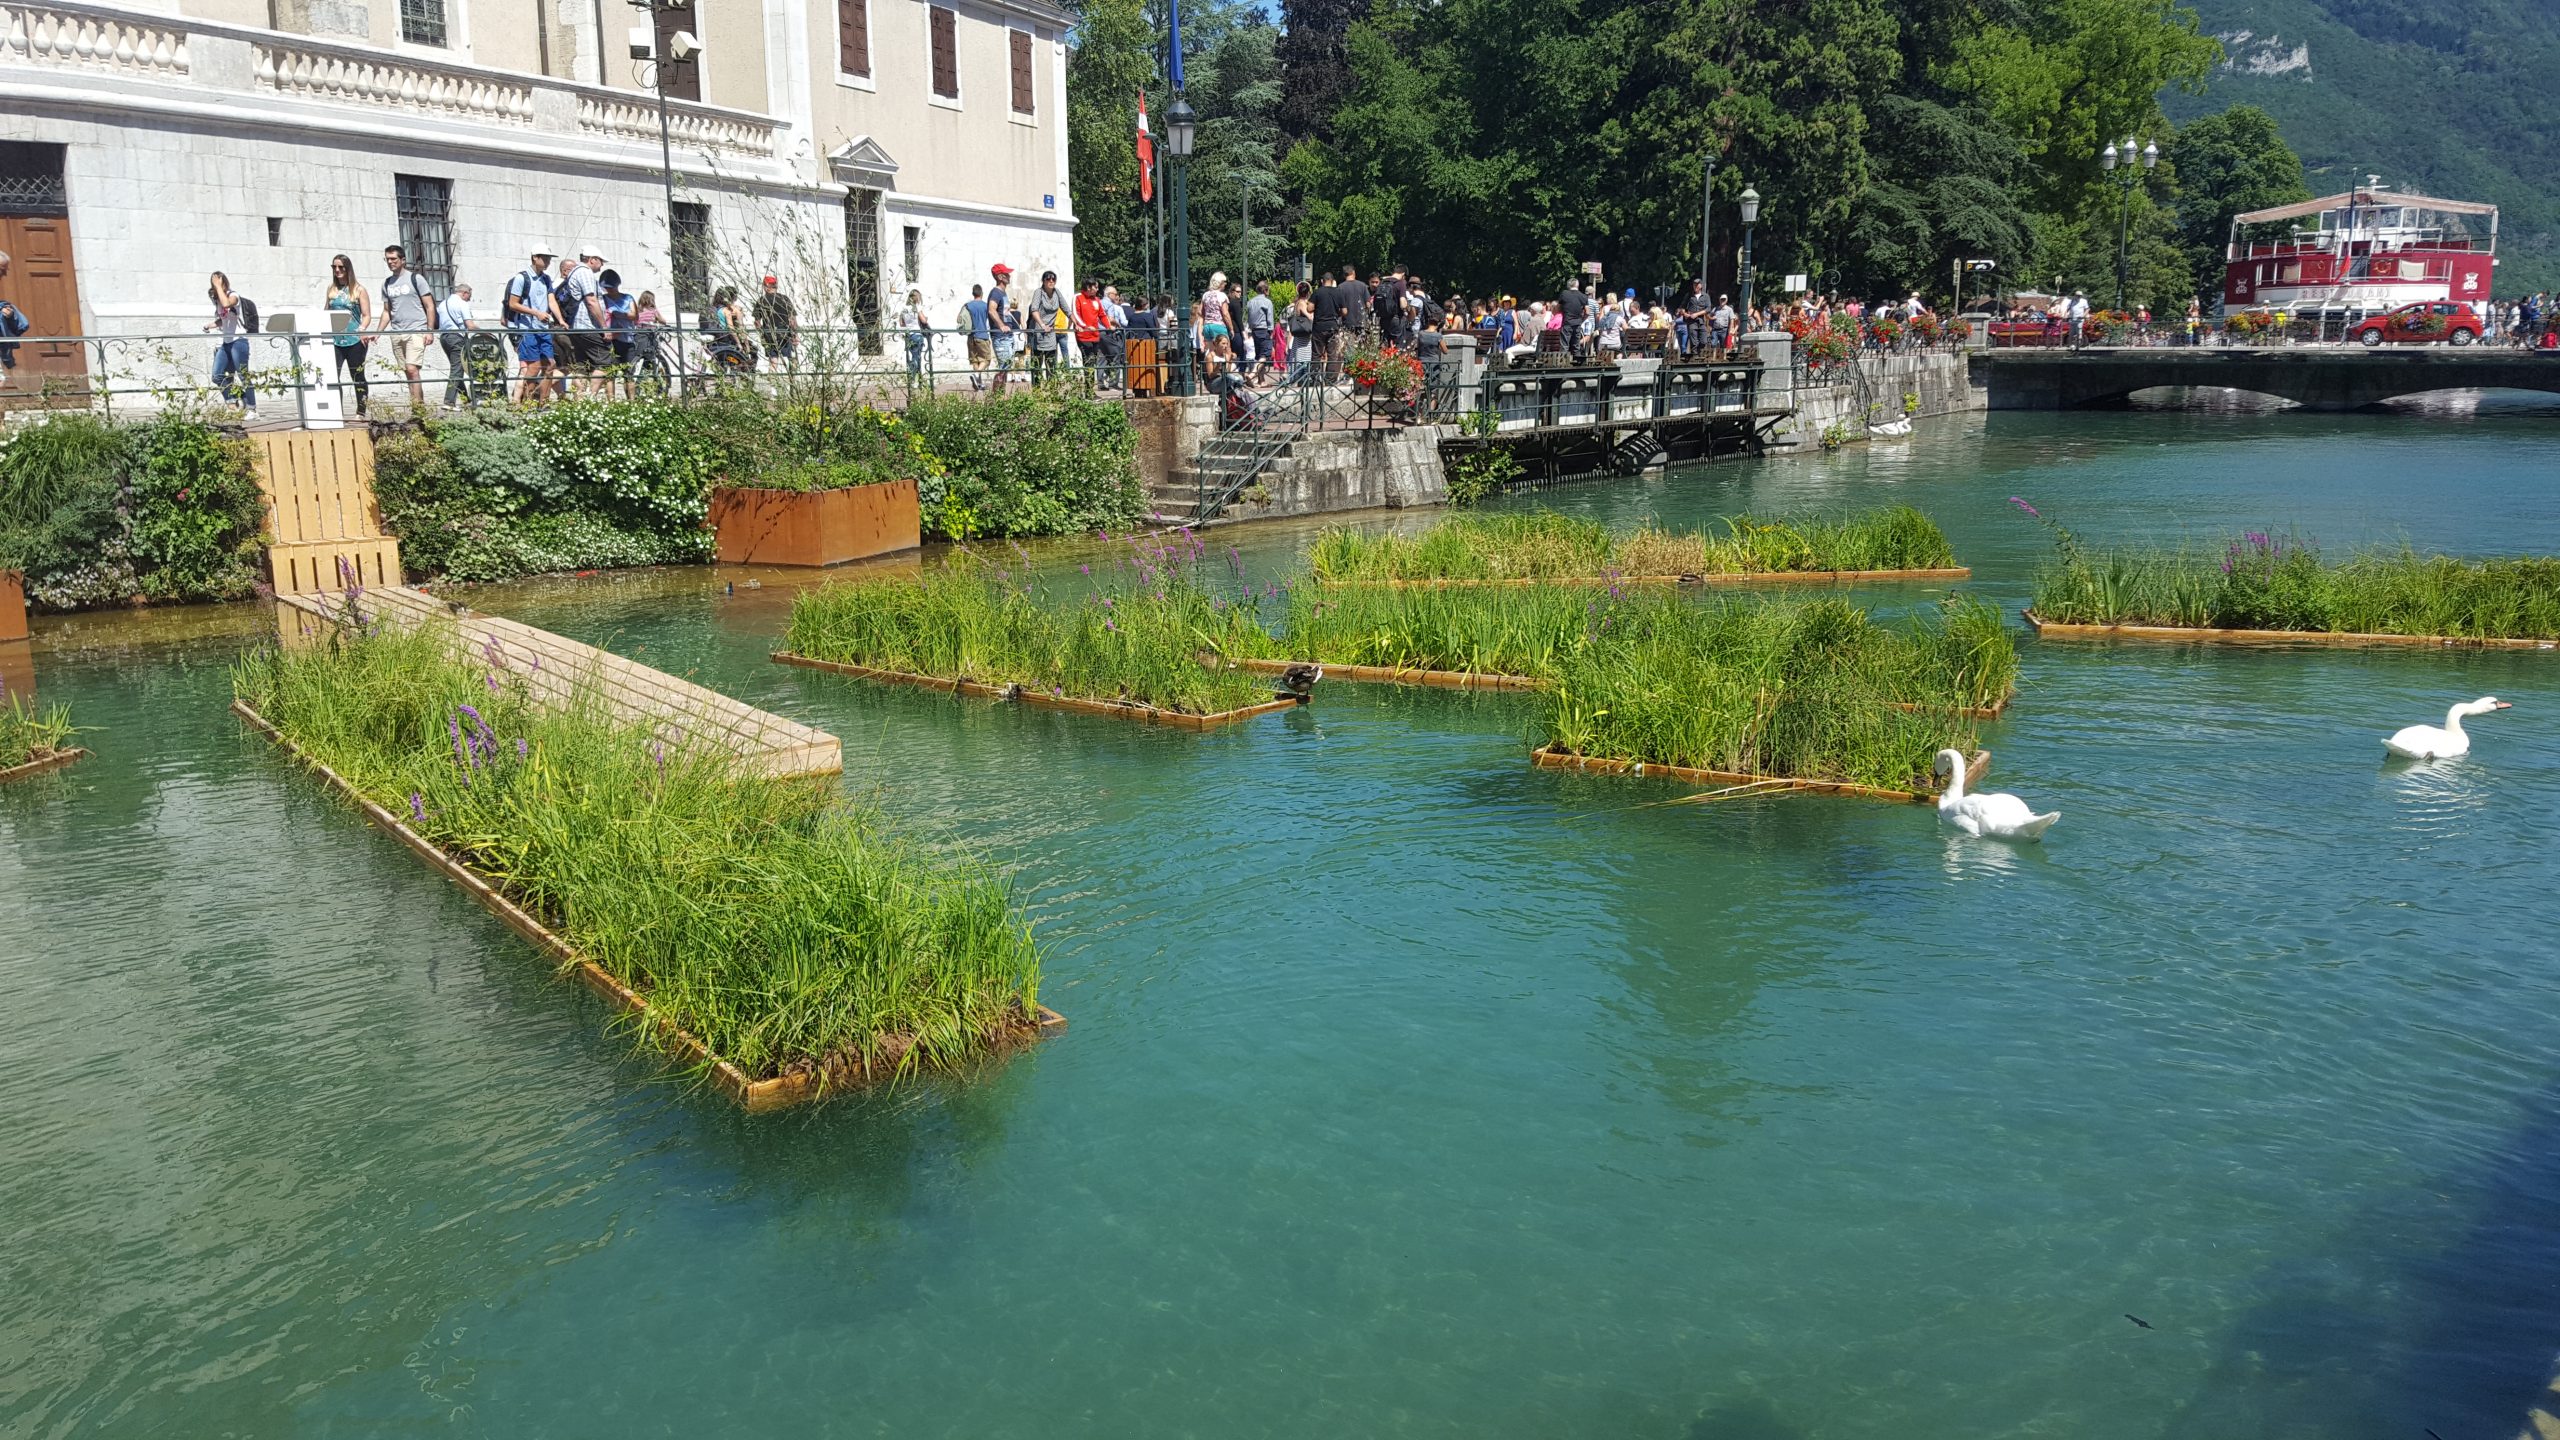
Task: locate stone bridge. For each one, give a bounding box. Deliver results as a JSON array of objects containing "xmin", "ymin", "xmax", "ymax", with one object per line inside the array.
[{"xmin": 1971, "ymin": 347, "xmax": 2560, "ymax": 411}]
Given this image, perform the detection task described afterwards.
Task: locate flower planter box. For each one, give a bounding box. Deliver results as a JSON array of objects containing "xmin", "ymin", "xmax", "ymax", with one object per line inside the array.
[
  {"xmin": 0, "ymin": 746, "xmax": 86, "ymax": 785},
  {"xmin": 234, "ymin": 700, "xmax": 1060, "ymax": 1110},
  {"xmin": 710, "ymin": 479, "xmax": 921, "ymax": 568},
  {"xmin": 1532, "ymin": 744, "xmax": 1992, "ymax": 807},
  {"xmin": 0, "ymin": 570, "xmax": 26, "ymax": 644},
  {"xmin": 773, "ymin": 651, "xmax": 1307, "ymax": 729},
  {"xmin": 2022, "ymin": 609, "xmax": 2560, "ymax": 652}
]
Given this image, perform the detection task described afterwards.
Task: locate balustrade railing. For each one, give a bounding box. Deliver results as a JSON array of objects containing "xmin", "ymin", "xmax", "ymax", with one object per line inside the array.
[{"xmin": 2, "ymin": 0, "xmax": 781, "ymax": 163}]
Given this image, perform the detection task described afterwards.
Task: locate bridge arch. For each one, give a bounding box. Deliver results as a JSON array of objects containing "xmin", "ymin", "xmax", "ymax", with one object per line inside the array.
[{"xmin": 1978, "ymin": 349, "xmax": 2560, "ymax": 412}]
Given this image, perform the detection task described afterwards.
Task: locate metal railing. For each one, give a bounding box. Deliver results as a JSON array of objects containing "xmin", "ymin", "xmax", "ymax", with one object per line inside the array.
[{"xmin": 0, "ymin": 324, "xmax": 1169, "ymax": 420}]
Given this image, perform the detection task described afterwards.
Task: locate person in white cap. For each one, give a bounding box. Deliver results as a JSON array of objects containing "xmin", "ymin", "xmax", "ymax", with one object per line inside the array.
[{"xmin": 561, "ymin": 245, "xmax": 611, "ymax": 394}]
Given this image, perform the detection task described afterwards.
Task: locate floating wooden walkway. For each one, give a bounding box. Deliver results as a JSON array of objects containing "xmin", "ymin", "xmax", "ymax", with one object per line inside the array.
[{"xmin": 280, "ymin": 585, "xmax": 842, "ymax": 779}]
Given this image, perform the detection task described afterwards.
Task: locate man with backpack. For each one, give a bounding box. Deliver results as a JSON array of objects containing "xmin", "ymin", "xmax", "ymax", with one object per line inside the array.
[
  {"xmin": 504, "ymin": 251, "xmax": 563, "ymax": 404},
  {"xmin": 374, "ymin": 244, "xmax": 437, "ymax": 413}
]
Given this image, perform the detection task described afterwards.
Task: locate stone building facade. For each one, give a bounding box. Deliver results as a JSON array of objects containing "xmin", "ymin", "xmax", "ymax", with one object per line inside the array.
[{"xmin": 0, "ymin": 0, "xmax": 1074, "ymax": 386}]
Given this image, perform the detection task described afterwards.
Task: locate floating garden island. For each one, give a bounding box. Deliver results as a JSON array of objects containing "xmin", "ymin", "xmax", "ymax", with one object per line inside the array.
[
  {"xmin": 779, "ymin": 531, "xmax": 2020, "ymax": 805},
  {"xmin": 1308, "ymin": 508, "xmax": 1970, "ymax": 587},
  {"xmin": 779, "ymin": 545, "xmax": 1307, "ymax": 728},
  {"xmin": 2024, "ymin": 531, "xmax": 2560, "ymax": 650},
  {"xmin": 1529, "ymin": 594, "xmax": 2015, "ymax": 803},
  {"xmin": 235, "ymin": 626, "xmax": 1056, "ymax": 1110},
  {"xmin": 0, "ymin": 689, "xmax": 82, "ymax": 784}
]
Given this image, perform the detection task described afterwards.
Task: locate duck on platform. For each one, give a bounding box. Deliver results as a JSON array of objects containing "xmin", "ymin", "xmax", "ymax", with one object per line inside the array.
[
  {"xmin": 1274, "ymin": 663, "xmax": 1322, "ymax": 702},
  {"xmin": 2383, "ymin": 696, "xmax": 2511, "ymax": 760},
  {"xmin": 1934, "ymin": 748, "xmax": 2059, "ymax": 842}
]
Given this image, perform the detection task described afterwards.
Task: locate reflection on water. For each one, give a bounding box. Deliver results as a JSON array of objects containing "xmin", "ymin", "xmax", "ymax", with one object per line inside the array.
[{"xmin": 9, "ymin": 407, "xmax": 2560, "ymax": 1438}]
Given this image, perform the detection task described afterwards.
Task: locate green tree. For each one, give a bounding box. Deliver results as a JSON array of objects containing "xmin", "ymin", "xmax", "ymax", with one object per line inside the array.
[
  {"xmin": 2168, "ymin": 104, "xmax": 2311, "ymax": 299},
  {"xmin": 1066, "ymin": 0, "xmax": 1155, "ymax": 285}
]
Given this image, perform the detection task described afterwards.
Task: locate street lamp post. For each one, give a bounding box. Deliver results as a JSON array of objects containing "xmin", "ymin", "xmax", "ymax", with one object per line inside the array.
[
  {"xmin": 1737, "ymin": 185, "xmax": 1761, "ymax": 321},
  {"xmin": 628, "ymin": 3, "xmax": 699, "ymax": 372},
  {"xmin": 2100, "ymin": 135, "xmax": 2158, "ymax": 312},
  {"xmin": 1165, "ymin": 92, "xmax": 1196, "ymax": 394},
  {"xmin": 1697, "ymin": 156, "xmax": 1717, "ymax": 303}
]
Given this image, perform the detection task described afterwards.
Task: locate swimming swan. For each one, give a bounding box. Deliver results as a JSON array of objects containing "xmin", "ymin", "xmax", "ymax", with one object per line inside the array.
[
  {"xmin": 2383, "ymin": 697, "xmax": 2510, "ymax": 760},
  {"xmin": 1934, "ymin": 748, "xmax": 2059, "ymax": 841}
]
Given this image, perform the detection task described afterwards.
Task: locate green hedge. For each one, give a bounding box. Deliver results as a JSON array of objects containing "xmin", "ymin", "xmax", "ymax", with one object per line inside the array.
[
  {"xmin": 0, "ymin": 412, "xmax": 265, "ymax": 611},
  {"xmin": 375, "ymin": 390, "xmax": 1141, "ymax": 584}
]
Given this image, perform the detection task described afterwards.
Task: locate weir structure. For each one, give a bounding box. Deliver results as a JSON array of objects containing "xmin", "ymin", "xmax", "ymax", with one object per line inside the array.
[{"xmin": 1972, "ymin": 348, "xmax": 2560, "ymax": 411}]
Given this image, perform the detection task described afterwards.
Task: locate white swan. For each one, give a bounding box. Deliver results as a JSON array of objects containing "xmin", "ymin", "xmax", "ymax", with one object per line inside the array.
[
  {"xmin": 1934, "ymin": 748, "xmax": 2059, "ymax": 841},
  {"xmin": 2383, "ymin": 696, "xmax": 2511, "ymax": 760}
]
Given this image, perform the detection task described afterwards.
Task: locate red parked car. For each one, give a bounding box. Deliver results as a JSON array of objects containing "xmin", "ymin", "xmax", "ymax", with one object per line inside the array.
[{"xmin": 2348, "ymin": 301, "xmax": 2483, "ymax": 346}]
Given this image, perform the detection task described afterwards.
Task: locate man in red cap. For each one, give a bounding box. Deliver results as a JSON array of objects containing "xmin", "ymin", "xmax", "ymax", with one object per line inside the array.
[
  {"xmin": 986, "ymin": 263, "xmax": 1016, "ymax": 390},
  {"xmin": 752, "ymin": 273, "xmax": 797, "ymax": 374}
]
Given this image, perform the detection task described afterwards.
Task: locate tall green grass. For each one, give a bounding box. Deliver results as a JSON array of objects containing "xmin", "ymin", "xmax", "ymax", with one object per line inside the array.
[
  {"xmin": 1309, "ymin": 506, "xmax": 1957, "ymax": 581},
  {"xmin": 2032, "ymin": 533, "xmax": 2560, "ymax": 638},
  {"xmin": 1, "ymin": 689, "xmax": 74, "ymax": 769},
  {"xmin": 786, "ymin": 540, "xmax": 1277, "ymax": 714},
  {"xmin": 234, "ymin": 626, "xmax": 1041, "ymax": 1083},
  {"xmin": 1276, "ymin": 581, "xmax": 1600, "ymax": 676},
  {"xmin": 1542, "ymin": 596, "xmax": 2000, "ymax": 790}
]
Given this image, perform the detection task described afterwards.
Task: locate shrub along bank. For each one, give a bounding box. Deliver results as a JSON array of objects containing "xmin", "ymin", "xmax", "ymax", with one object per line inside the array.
[
  {"xmin": 0, "ymin": 412, "xmax": 266, "ymax": 612},
  {"xmin": 374, "ymin": 390, "xmax": 1143, "ymax": 585}
]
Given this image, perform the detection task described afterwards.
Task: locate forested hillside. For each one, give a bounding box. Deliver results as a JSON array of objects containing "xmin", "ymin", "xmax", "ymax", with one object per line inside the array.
[{"xmin": 2165, "ymin": 0, "xmax": 2560, "ymax": 292}]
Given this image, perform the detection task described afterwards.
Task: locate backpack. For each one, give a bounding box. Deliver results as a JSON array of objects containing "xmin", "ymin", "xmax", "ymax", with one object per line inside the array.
[
  {"xmin": 0, "ymin": 302, "xmax": 29, "ymax": 338},
  {"xmin": 236, "ymin": 296, "xmax": 261, "ymax": 333}
]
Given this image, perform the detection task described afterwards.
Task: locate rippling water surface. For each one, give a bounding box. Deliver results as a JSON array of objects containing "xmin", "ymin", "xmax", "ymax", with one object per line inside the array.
[{"xmin": 7, "ymin": 402, "xmax": 2560, "ymax": 1438}]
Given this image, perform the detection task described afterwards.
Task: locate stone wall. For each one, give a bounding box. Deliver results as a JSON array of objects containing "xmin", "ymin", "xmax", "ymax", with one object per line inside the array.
[
  {"xmin": 1772, "ymin": 351, "xmax": 1982, "ymax": 453},
  {"xmin": 1206, "ymin": 425, "xmax": 1452, "ymax": 524}
]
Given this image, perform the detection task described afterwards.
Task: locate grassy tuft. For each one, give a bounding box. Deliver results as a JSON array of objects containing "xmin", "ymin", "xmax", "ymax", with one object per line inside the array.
[
  {"xmin": 1, "ymin": 689, "xmax": 74, "ymax": 769},
  {"xmin": 1541, "ymin": 595, "xmax": 2000, "ymax": 790},
  {"xmin": 1310, "ymin": 506, "xmax": 1957, "ymax": 582},
  {"xmin": 2031, "ymin": 533, "xmax": 2560, "ymax": 638},
  {"xmin": 233, "ymin": 625, "xmax": 1041, "ymax": 1083},
  {"xmin": 786, "ymin": 535, "xmax": 1278, "ymax": 715}
]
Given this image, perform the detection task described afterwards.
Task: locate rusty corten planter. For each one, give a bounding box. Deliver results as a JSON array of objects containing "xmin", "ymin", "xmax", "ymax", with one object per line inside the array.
[
  {"xmin": 709, "ymin": 479, "xmax": 921, "ymax": 568},
  {"xmin": 0, "ymin": 570, "xmax": 27, "ymax": 644}
]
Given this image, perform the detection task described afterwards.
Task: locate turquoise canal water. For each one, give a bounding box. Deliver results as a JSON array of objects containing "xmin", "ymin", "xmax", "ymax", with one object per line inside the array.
[{"xmin": 9, "ymin": 402, "xmax": 2560, "ymax": 1438}]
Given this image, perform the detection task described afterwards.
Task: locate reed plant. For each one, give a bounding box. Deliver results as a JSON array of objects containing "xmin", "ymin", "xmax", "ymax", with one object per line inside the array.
[
  {"xmin": 1309, "ymin": 506, "xmax": 1957, "ymax": 582},
  {"xmin": 1, "ymin": 689, "xmax": 74, "ymax": 769},
  {"xmin": 785, "ymin": 534, "xmax": 1278, "ymax": 715},
  {"xmin": 2031, "ymin": 531, "xmax": 2560, "ymax": 638},
  {"xmin": 1540, "ymin": 595, "xmax": 2000, "ymax": 790},
  {"xmin": 1275, "ymin": 580, "xmax": 1601, "ymax": 677},
  {"xmin": 233, "ymin": 626, "xmax": 1042, "ymax": 1083}
]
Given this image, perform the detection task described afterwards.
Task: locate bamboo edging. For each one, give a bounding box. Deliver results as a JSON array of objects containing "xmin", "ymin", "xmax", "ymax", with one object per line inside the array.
[
  {"xmin": 0, "ymin": 747, "xmax": 86, "ymax": 785},
  {"xmin": 233, "ymin": 700, "xmax": 1063, "ymax": 1112},
  {"xmin": 1317, "ymin": 567, "xmax": 1972, "ymax": 589},
  {"xmin": 771, "ymin": 652, "xmax": 1306, "ymax": 728},
  {"xmin": 1221, "ymin": 654, "xmax": 1546, "ymax": 692},
  {"xmin": 1531, "ymin": 745, "xmax": 1991, "ymax": 807},
  {"xmin": 2022, "ymin": 609, "xmax": 2560, "ymax": 652}
]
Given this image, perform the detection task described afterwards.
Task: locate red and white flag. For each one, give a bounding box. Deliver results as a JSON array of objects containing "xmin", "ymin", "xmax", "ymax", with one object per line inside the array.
[{"xmin": 1136, "ymin": 89, "xmax": 1156, "ymax": 203}]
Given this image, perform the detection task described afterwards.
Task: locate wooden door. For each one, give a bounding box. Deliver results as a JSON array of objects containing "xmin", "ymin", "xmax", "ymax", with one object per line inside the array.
[{"xmin": 0, "ymin": 215, "xmax": 87, "ymax": 386}]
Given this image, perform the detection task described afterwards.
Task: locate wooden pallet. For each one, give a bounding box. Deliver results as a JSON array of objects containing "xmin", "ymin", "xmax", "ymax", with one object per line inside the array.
[
  {"xmin": 280, "ymin": 586, "xmax": 843, "ymax": 779},
  {"xmin": 250, "ymin": 429, "xmax": 403, "ymax": 595}
]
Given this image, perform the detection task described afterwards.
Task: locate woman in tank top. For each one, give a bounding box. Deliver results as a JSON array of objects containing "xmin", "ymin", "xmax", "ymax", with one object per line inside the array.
[{"xmin": 324, "ymin": 254, "xmax": 372, "ymax": 416}]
